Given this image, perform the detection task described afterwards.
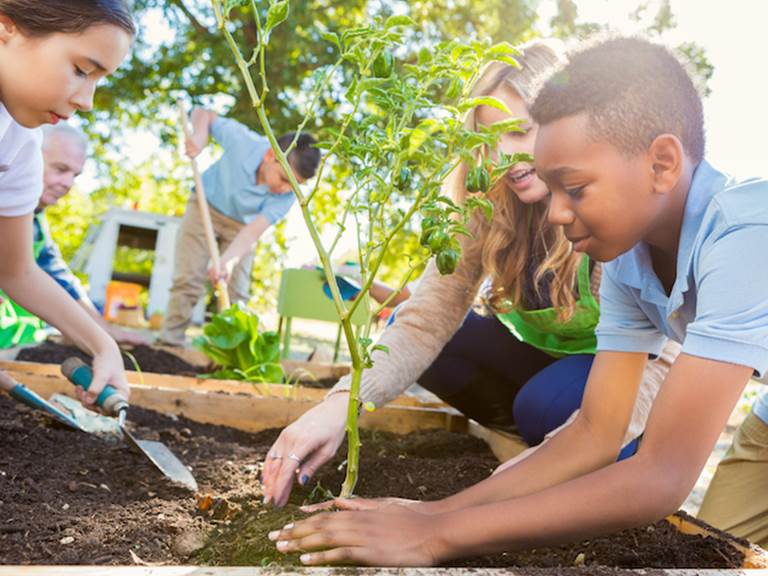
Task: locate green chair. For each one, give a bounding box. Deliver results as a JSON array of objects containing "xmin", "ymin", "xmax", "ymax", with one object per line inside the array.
[{"xmin": 277, "ymin": 268, "xmax": 370, "ymax": 362}]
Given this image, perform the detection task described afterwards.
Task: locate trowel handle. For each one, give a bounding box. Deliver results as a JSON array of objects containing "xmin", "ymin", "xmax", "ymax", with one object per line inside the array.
[{"xmin": 60, "ymin": 357, "xmax": 129, "ymax": 416}]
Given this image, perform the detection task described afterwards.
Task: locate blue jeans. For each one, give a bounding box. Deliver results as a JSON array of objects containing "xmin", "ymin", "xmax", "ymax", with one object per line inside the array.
[{"xmin": 418, "ymin": 311, "xmax": 638, "ymax": 460}]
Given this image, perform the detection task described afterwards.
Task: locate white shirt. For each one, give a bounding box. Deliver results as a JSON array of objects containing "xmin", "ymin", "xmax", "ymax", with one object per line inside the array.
[{"xmin": 0, "ymin": 104, "xmax": 43, "ymax": 217}]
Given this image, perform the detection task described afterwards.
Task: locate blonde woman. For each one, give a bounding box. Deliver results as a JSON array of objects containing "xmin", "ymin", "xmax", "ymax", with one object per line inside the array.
[{"xmin": 262, "ymin": 40, "xmax": 679, "ymax": 507}]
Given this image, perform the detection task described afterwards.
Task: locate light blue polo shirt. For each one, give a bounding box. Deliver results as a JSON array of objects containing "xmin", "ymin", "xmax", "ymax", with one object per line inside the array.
[
  {"xmin": 596, "ymin": 160, "xmax": 768, "ymax": 420},
  {"xmin": 201, "ymin": 116, "xmax": 295, "ymax": 225}
]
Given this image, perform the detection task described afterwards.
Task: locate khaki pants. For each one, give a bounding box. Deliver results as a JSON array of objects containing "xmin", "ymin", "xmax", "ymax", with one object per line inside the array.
[
  {"xmin": 161, "ymin": 196, "xmax": 255, "ymax": 344},
  {"xmin": 698, "ymin": 409, "xmax": 768, "ymax": 548}
]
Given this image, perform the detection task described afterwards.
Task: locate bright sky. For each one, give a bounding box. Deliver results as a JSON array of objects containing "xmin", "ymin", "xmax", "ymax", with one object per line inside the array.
[{"xmin": 80, "ymin": 1, "xmax": 768, "ymax": 266}]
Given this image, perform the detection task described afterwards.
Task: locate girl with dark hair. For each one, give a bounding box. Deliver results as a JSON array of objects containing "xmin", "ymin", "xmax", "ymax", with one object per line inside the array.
[{"xmin": 0, "ymin": 0, "xmax": 135, "ymax": 404}]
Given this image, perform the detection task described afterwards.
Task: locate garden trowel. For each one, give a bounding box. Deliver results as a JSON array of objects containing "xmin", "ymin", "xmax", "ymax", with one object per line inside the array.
[
  {"xmin": 61, "ymin": 357, "xmax": 198, "ymax": 492},
  {"xmin": 0, "ymin": 370, "xmax": 84, "ymax": 431}
]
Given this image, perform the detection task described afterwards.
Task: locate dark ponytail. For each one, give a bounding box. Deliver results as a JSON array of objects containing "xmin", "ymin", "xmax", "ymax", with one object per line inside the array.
[{"xmin": 0, "ymin": 0, "xmax": 135, "ymax": 37}]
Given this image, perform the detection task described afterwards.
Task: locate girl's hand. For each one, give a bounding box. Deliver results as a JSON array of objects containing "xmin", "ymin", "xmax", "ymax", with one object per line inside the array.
[
  {"xmin": 268, "ymin": 507, "xmax": 447, "ymax": 566},
  {"xmin": 75, "ymin": 340, "xmax": 130, "ymax": 407},
  {"xmin": 261, "ymin": 392, "xmax": 349, "ymax": 507}
]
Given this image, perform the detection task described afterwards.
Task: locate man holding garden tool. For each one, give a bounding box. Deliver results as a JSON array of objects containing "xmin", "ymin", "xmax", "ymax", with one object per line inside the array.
[{"xmin": 160, "ymin": 104, "xmax": 320, "ymax": 346}]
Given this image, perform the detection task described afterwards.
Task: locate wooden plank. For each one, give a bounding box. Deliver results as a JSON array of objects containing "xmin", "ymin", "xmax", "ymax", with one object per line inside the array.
[
  {"xmin": 467, "ymin": 420, "xmax": 527, "ymax": 462},
  {"xmin": 4, "ymin": 367, "xmax": 462, "ymax": 436},
  {"xmin": 0, "ymin": 360, "xmax": 444, "ymax": 408},
  {"xmin": 668, "ymin": 514, "xmax": 768, "ymax": 569}
]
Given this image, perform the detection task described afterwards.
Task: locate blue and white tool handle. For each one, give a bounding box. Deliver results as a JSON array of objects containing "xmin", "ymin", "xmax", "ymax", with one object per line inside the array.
[{"xmin": 61, "ymin": 357, "xmax": 129, "ymax": 416}]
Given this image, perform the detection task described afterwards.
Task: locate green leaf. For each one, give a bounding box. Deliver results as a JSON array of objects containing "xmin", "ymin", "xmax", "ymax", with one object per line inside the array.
[
  {"xmin": 372, "ymin": 344, "xmax": 389, "ymax": 354},
  {"xmin": 485, "ymin": 42, "xmax": 520, "ymax": 65},
  {"xmin": 265, "ymin": 0, "xmax": 289, "ymax": 35},
  {"xmin": 320, "ymin": 30, "xmax": 340, "ymax": 51},
  {"xmin": 407, "ymin": 119, "xmax": 443, "ymax": 156},
  {"xmin": 458, "ymin": 96, "xmax": 512, "ymax": 115},
  {"xmin": 466, "ymin": 196, "xmax": 494, "ymax": 222},
  {"xmin": 225, "ymin": 0, "xmax": 249, "ymax": 17},
  {"xmin": 384, "ymin": 15, "xmax": 415, "ymax": 29}
]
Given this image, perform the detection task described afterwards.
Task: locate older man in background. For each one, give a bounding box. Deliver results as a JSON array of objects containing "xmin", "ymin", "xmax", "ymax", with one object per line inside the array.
[{"xmin": 0, "ymin": 124, "xmax": 149, "ymax": 348}]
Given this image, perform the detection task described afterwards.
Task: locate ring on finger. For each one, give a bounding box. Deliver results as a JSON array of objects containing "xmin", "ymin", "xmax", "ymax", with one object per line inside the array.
[
  {"xmin": 288, "ymin": 453, "xmax": 301, "ymax": 463},
  {"xmin": 269, "ymin": 452, "xmax": 283, "ymax": 460}
]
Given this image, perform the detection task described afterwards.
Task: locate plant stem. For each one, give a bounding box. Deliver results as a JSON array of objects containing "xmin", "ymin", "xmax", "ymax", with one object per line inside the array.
[{"xmin": 339, "ymin": 362, "xmax": 362, "ymax": 497}]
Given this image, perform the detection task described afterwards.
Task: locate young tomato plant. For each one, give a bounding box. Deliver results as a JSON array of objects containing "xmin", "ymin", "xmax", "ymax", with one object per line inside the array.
[
  {"xmin": 193, "ymin": 303, "xmax": 284, "ymax": 384},
  {"xmin": 212, "ymin": 0, "xmax": 526, "ymax": 497}
]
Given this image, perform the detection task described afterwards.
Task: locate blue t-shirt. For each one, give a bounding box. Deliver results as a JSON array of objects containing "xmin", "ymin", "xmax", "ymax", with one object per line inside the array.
[
  {"xmin": 202, "ymin": 117, "xmax": 295, "ymax": 225},
  {"xmin": 596, "ymin": 160, "xmax": 768, "ymax": 418}
]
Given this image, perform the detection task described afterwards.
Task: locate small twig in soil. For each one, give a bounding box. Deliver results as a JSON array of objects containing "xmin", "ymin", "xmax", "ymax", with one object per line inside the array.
[{"xmin": 713, "ymin": 544, "xmax": 735, "ymax": 565}]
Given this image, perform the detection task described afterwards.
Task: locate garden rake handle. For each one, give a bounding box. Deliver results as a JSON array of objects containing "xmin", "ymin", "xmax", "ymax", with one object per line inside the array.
[{"xmin": 176, "ymin": 100, "xmax": 231, "ymax": 311}]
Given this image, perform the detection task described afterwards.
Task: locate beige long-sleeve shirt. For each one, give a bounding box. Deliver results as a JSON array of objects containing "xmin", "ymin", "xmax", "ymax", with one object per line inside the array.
[{"xmin": 330, "ymin": 221, "xmax": 679, "ymax": 446}]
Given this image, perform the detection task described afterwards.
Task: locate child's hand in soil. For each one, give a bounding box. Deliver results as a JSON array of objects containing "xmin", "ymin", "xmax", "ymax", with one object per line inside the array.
[
  {"xmin": 269, "ymin": 506, "xmax": 446, "ymax": 566},
  {"xmin": 300, "ymin": 497, "xmax": 435, "ymax": 514},
  {"xmin": 262, "ymin": 392, "xmax": 348, "ymax": 507}
]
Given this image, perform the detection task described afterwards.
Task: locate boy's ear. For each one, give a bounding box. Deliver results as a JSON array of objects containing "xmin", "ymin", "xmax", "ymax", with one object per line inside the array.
[
  {"xmin": 648, "ymin": 134, "xmax": 684, "ymax": 195},
  {"xmin": 0, "ymin": 15, "xmax": 18, "ymax": 44},
  {"xmin": 263, "ymin": 148, "xmax": 275, "ymax": 162}
]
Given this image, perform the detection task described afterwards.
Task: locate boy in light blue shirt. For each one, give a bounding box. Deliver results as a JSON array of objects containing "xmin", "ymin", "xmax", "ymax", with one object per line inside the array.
[
  {"xmin": 264, "ymin": 37, "xmax": 768, "ymax": 566},
  {"xmin": 161, "ymin": 109, "xmax": 320, "ymax": 345}
]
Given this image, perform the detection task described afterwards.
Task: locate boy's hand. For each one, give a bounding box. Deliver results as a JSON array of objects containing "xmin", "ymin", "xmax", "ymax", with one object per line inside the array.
[
  {"xmin": 185, "ymin": 133, "xmax": 207, "ymax": 159},
  {"xmin": 207, "ymin": 261, "xmax": 231, "ymax": 284}
]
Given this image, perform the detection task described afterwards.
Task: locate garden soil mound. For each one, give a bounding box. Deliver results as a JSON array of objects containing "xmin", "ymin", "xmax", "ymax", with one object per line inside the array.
[
  {"xmin": 0, "ymin": 393, "xmax": 746, "ymax": 568},
  {"xmin": 17, "ymin": 341, "xmax": 206, "ymax": 376}
]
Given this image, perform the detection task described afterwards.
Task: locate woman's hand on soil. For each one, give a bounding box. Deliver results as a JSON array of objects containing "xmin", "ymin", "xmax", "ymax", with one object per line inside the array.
[
  {"xmin": 79, "ymin": 343, "xmax": 130, "ymax": 406},
  {"xmin": 261, "ymin": 393, "xmax": 348, "ymax": 507},
  {"xmin": 268, "ymin": 507, "xmax": 447, "ymax": 566}
]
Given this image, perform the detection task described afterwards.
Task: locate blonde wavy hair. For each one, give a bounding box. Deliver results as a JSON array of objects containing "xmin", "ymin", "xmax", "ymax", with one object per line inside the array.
[{"xmin": 454, "ymin": 39, "xmax": 583, "ymax": 321}]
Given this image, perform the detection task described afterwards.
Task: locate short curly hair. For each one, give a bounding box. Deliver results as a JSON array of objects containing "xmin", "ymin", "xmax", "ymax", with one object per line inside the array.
[{"xmin": 531, "ymin": 36, "xmax": 704, "ymax": 162}]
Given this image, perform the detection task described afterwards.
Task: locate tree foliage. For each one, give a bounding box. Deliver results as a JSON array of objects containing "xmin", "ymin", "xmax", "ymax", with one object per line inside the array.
[{"xmin": 48, "ymin": 0, "xmax": 712, "ymax": 312}]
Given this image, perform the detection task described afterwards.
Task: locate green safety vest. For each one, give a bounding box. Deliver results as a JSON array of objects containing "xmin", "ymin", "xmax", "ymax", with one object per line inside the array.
[
  {"xmin": 495, "ymin": 255, "xmax": 599, "ymax": 358},
  {"xmin": 0, "ymin": 213, "xmax": 48, "ymax": 349}
]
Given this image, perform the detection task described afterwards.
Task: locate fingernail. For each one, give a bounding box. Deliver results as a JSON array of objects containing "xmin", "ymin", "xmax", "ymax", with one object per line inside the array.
[
  {"xmin": 268, "ymin": 530, "xmax": 280, "ymax": 541},
  {"xmin": 276, "ymin": 540, "xmax": 288, "ymax": 551},
  {"xmin": 300, "ymin": 474, "xmax": 309, "ymax": 486},
  {"xmin": 283, "ymin": 522, "xmax": 294, "ymax": 530},
  {"xmin": 262, "ymin": 496, "xmax": 271, "ymax": 506},
  {"xmin": 300, "ymin": 554, "xmax": 311, "ymax": 564}
]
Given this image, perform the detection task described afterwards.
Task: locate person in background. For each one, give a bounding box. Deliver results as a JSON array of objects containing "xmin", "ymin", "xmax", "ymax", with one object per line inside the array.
[
  {"xmin": 160, "ymin": 109, "xmax": 320, "ymax": 346},
  {"xmin": 0, "ymin": 124, "xmax": 151, "ymax": 348}
]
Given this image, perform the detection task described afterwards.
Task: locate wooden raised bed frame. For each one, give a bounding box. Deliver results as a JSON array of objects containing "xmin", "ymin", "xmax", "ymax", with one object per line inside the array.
[{"xmin": 1, "ymin": 358, "xmax": 767, "ymax": 574}]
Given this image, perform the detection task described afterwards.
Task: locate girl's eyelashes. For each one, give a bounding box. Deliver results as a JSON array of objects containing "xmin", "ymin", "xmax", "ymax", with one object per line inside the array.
[
  {"xmin": 565, "ymin": 186, "xmax": 585, "ymax": 198},
  {"xmin": 74, "ymin": 66, "xmax": 88, "ymax": 78}
]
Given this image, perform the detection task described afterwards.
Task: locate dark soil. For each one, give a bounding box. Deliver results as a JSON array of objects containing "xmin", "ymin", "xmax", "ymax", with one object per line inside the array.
[
  {"xmin": 0, "ymin": 390, "xmax": 748, "ymax": 569},
  {"xmin": 16, "ymin": 341, "xmax": 207, "ymax": 376},
  {"xmin": 16, "ymin": 341, "xmax": 340, "ymax": 387}
]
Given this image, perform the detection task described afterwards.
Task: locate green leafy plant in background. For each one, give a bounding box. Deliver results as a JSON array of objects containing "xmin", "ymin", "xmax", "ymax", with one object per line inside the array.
[
  {"xmin": 213, "ymin": 0, "xmax": 528, "ymax": 497},
  {"xmin": 193, "ymin": 303, "xmax": 284, "ymax": 383}
]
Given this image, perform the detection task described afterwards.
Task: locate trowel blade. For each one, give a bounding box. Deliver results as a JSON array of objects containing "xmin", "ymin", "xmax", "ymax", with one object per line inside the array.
[{"xmin": 123, "ymin": 428, "xmax": 198, "ymax": 492}]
